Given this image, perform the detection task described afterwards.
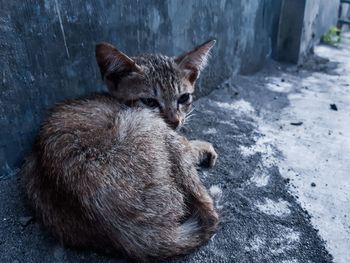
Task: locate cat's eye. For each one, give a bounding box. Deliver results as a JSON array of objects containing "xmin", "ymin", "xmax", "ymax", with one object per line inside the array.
[
  {"xmin": 140, "ymin": 98, "xmax": 160, "ymax": 108},
  {"xmin": 178, "ymin": 93, "xmax": 191, "ymax": 104}
]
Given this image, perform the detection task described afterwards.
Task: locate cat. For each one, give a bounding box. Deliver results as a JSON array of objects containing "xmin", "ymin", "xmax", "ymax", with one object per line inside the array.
[{"xmin": 22, "ymin": 40, "xmax": 219, "ymax": 262}]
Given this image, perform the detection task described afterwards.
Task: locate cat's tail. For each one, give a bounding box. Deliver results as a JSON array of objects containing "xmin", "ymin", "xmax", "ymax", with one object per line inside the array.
[
  {"xmin": 164, "ymin": 186, "xmax": 222, "ymax": 260},
  {"xmin": 169, "ymin": 200, "xmax": 219, "ymax": 259},
  {"xmin": 177, "ymin": 211, "xmax": 217, "ymax": 246},
  {"xmin": 105, "ymin": 206, "xmax": 219, "ymax": 263},
  {"xmin": 96, "ymin": 188, "xmax": 220, "ymax": 262}
]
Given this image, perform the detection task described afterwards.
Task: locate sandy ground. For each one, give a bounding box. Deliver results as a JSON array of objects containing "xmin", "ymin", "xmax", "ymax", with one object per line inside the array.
[
  {"xmin": 231, "ymin": 35, "xmax": 350, "ymax": 263},
  {"xmin": 1, "ymin": 35, "xmax": 350, "ymax": 262}
]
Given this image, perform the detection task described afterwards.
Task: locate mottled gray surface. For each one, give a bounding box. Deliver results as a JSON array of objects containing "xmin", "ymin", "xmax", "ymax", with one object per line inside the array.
[
  {"xmin": 0, "ymin": 56, "xmax": 335, "ymax": 262},
  {"xmin": 0, "ymin": 0, "xmax": 281, "ymax": 177}
]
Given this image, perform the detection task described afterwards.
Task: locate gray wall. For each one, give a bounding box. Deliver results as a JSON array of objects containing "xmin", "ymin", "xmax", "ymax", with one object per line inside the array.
[
  {"xmin": 0, "ymin": 0, "xmax": 338, "ymax": 178},
  {"xmin": 339, "ymin": 1, "xmax": 350, "ymax": 30},
  {"xmin": 0, "ymin": 0, "xmax": 282, "ymax": 178},
  {"xmin": 275, "ymin": 0, "xmax": 340, "ymax": 63},
  {"xmin": 300, "ymin": 0, "xmax": 340, "ymax": 61}
]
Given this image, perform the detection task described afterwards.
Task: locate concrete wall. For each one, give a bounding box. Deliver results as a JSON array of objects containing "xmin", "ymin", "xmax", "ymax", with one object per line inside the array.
[
  {"xmin": 275, "ymin": 0, "xmax": 340, "ymax": 63},
  {"xmin": 299, "ymin": 0, "xmax": 340, "ymax": 61},
  {"xmin": 338, "ymin": 1, "xmax": 350, "ymax": 30},
  {"xmin": 0, "ymin": 0, "xmax": 340, "ymax": 178},
  {"xmin": 0, "ymin": 0, "xmax": 281, "ymax": 178}
]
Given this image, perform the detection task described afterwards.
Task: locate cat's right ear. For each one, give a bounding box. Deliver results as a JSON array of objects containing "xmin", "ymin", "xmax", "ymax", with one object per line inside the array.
[{"xmin": 95, "ymin": 42, "xmax": 143, "ymax": 89}]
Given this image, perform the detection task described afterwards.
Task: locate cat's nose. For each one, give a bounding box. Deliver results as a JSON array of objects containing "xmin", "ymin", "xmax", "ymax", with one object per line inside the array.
[
  {"xmin": 166, "ymin": 113, "xmax": 180, "ymax": 129},
  {"xmin": 168, "ymin": 119, "xmax": 180, "ymax": 129}
]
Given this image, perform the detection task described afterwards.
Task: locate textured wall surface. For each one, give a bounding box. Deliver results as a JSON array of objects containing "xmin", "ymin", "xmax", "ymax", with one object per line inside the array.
[
  {"xmin": 273, "ymin": 0, "xmax": 306, "ymax": 63},
  {"xmin": 300, "ymin": 0, "xmax": 340, "ymax": 60},
  {"xmin": 275, "ymin": 0, "xmax": 340, "ymax": 63},
  {"xmin": 0, "ymin": 0, "xmax": 281, "ymax": 177}
]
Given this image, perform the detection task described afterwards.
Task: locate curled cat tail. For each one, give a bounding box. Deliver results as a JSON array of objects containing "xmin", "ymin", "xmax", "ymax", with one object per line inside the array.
[
  {"xmin": 181, "ymin": 214, "xmax": 217, "ymax": 240},
  {"xmin": 172, "ymin": 206, "xmax": 219, "ymax": 259},
  {"xmin": 176, "ymin": 214, "xmax": 202, "ymax": 247},
  {"xmin": 101, "ymin": 209, "xmax": 218, "ymax": 263},
  {"xmin": 141, "ymin": 215, "xmax": 216, "ymax": 262}
]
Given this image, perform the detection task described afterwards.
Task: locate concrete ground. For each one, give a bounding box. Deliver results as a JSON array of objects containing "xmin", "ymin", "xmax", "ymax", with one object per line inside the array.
[{"xmin": 1, "ymin": 35, "xmax": 350, "ymax": 262}]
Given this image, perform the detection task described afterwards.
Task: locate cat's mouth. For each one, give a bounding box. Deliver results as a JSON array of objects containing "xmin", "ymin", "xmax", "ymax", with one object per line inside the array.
[
  {"xmin": 165, "ymin": 119, "xmax": 181, "ymax": 130},
  {"xmin": 159, "ymin": 111, "xmax": 182, "ymax": 130}
]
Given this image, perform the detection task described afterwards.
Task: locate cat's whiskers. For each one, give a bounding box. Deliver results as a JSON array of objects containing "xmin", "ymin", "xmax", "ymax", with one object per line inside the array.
[
  {"xmin": 183, "ymin": 109, "xmax": 196, "ymax": 127},
  {"xmin": 185, "ymin": 108, "xmax": 195, "ymax": 118},
  {"xmin": 185, "ymin": 114, "xmax": 195, "ymax": 123}
]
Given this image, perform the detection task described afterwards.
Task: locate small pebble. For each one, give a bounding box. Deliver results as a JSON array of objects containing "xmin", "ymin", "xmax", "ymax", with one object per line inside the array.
[
  {"xmin": 290, "ymin": 122, "xmax": 303, "ymax": 126},
  {"xmin": 311, "ymin": 182, "xmax": 316, "ymax": 187},
  {"xmin": 330, "ymin": 104, "xmax": 338, "ymax": 111}
]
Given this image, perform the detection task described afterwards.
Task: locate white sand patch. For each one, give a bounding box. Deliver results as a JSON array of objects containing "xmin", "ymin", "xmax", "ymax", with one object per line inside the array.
[
  {"xmin": 266, "ymin": 75, "xmax": 294, "ymax": 93},
  {"xmin": 245, "ymin": 236, "xmax": 265, "ymax": 252},
  {"xmin": 239, "ymin": 134, "xmax": 277, "ymax": 168},
  {"xmin": 215, "ymin": 99, "xmax": 255, "ymax": 115},
  {"xmin": 245, "ymin": 226, "xmax": 300, "ymax": 256},
  {"xmin": 203, "ymin": 128, "xmax": 217, "ymax": 134},
  {"xmin": 255, "ymin": 198, "xmax": 291, "ymax": 217},
  {"xmin": 270, "ymin": 226, "xmax": 300, "ymax": 255},
  {"xmin": 249, "ymin": 170, "xmax": 270, "ymax": 187}
]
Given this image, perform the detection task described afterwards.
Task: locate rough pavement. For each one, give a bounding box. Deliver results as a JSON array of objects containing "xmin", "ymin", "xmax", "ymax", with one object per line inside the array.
[{"xmin": 2, "ymin": 35, "xmax": 350, "ymax": 262}]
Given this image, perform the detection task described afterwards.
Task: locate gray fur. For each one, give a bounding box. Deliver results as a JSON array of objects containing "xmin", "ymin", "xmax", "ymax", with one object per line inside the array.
[{"xmin": 22, "ymin": 41, "xmax": 218, "ymax": 262}]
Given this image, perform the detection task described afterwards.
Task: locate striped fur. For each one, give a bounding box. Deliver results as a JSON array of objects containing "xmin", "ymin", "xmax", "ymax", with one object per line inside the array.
[{"xmin": 22, "ymin": 40, "xmax": 218, "ymax": 262}]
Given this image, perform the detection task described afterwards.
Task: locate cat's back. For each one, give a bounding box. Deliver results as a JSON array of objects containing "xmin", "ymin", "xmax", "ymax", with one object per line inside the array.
[
  {"xmin": 31, "ymin": 93, "xmax": 172, "ymax": 187},
  {"xmin": 39, "ymin": 93, "xmax": 168, "ymax": 153}
]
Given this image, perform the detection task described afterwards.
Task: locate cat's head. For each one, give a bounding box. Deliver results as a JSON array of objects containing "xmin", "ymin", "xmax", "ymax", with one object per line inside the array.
[{"xmin": 95, "ymin": 40, "xmax": 215, "ymax": 130}]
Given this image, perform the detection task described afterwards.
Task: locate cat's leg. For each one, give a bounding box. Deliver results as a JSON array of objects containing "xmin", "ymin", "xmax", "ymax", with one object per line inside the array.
[
  {"xmin": 189, "ymin": 140, "xmax": 218, "ymax": 168},
  {"xmin": 166, "ymin": 137, "xmax": 219, "ymax": 241}
]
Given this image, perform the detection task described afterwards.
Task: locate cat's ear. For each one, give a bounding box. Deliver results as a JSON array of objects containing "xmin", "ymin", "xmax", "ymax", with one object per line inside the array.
[
  {"xmin": 175, "ymin": 39, "xmax": 216, "ymax": 84},
  {"xmin": 95, "ymin": 42, "xmax": 143, "ymax": 88}
]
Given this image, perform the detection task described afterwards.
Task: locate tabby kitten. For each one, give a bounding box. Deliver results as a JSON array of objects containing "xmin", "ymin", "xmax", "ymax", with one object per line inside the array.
[{"xmin": 22, "ymin": 40, "xmax": 219, "ymax": 262}]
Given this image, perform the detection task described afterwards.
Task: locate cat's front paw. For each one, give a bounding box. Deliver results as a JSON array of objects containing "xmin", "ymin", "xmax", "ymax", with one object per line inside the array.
[
  {"xmin": 200, "ymin": 143, "xmax": 218, "ymax": 168},
  {"xmin": 191, "ymin": 140, "xmax": 218, "ymax": 168}
]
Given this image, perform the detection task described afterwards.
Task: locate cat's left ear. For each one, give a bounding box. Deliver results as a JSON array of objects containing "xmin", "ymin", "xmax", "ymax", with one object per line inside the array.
[{"xmin": 175, "ymin": 39, "xmax": 216, "ymax": 84}]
